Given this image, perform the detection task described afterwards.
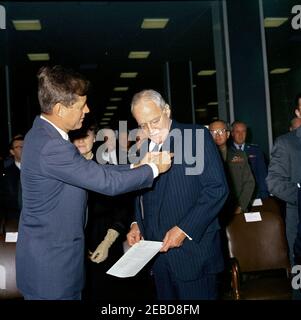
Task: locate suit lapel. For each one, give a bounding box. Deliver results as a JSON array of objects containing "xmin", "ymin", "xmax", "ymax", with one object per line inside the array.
[{"xmin": 155, "ymin": 120, "xmax": 178, "ymax": 215}]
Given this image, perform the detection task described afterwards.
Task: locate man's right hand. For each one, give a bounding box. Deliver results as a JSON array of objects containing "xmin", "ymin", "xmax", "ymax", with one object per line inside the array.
[
  {"xmin": 127, "ymin": 223, "xmax": 142, "ymax": 246},
  {"xmin": 139, "ymin": 151, "xmax": 172, "ymax": 174}
]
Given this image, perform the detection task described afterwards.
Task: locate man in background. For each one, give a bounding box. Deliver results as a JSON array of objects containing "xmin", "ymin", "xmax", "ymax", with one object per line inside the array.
[
  {"xmin": 266, "ymin": 96, "xmax": 301, "ymax": 267},
  {"xmin": 0, "ymin": 135, "xmax": 24, "ymax": 222},
  {"xmin": 231, "ymin": 120, "xmax": 269, "ymax": 200}
]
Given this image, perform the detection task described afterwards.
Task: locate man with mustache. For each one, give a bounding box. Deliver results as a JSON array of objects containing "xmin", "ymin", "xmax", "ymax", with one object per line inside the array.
[{"xmin": 127, "ymin": 89, "xmax": 228, "ymax": 300}]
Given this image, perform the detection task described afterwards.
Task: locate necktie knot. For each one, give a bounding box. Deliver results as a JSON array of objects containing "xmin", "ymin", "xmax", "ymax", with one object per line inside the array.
[{"xmin": 152, "ymin": 144, "xmax": 160, "ymax": 152}]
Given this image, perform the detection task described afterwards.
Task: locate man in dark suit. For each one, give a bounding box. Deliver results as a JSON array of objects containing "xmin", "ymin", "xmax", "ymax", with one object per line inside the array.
[
  {"xmin": 127, "ymin": 90, "xmax": 228, "ymax": 300},
  {"xmin": 16, "ymin": 66, "xmax": 171, "ymax": 300},
  {"xmin": 231, "ymin": 121, "xmax": 269, "ymax": 200},
  {"xmin": 294, "ymin": 186, "xmax": 301, "ymax": 265},
  {"xmin": 266, "ymin": 123, "xmax": 301, "ymax": 266},
  {"xmin": 0, "ymin": 136, "xmax": 24, "ymax": 221}
]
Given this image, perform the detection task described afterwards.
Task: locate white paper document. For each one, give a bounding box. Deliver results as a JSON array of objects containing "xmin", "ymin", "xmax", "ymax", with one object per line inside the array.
[
  {"xmin": 252, "ymin": 198, "xmax": 263, "ymax": 206},
  {"xmin": 106, "ymin": 240, "xmax": 162, "ymax": 278},
  {"xmin": 244, "ymin": 211, "xmax": 262, "ymax": 222},
  {"xmin": 5, "ymin": 232, "xmax": 18, "ymax": 243}
]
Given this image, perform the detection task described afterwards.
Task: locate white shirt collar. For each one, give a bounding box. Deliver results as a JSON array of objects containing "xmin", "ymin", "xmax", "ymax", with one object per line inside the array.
[
  {"xmin": 102, "ymin": 150, "xmax": 118, "ymax": 165},
  {"xmin": 15, "ymin": 161, "xmax": 21, "ymax": 170},
  {"xmin": 149, "ymin": 140, "xmax": 162, "ymax": 152},
  {"xmin": 234, "ymin": 142, "xmax": 245, "ymax": 151},
  {"xmin": 40, "ymin": 115, "xmax": 69, "ymax": 141}
]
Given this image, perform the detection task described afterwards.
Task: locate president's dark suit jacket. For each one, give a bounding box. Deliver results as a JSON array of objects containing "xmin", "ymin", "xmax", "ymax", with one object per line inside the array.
[
  {"xmin": 135, "ymin": 121, "xmax": 228, "ymax": 281},
  {"xmin": 16, "ymin": 116, "xmax": 154, "ymax": 299}
]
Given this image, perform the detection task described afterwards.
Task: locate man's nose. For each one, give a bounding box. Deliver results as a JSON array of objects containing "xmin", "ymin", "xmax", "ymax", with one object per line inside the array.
[
  {"xmin": 84, "ymin": 104, "xmax": 90, "ymax": 114},
  {"xmin": 146, "ymin": 123, "xmax": 153, "ymax": 131}
]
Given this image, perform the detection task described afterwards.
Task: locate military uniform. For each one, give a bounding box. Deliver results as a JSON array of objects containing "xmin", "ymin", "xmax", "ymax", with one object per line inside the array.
[
  {"xmin": 225, "ymin": 148, "xmax": 255, "ymax": 212},
  {"xmin": 232, "ymin": 143, "xmax": 269, "ymax": 199}
]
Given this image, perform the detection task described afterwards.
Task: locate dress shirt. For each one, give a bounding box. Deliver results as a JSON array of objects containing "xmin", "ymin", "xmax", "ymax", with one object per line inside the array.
[
  {"xmin": 234, "ymin": 142, "xmax": 245, "ymax": 151},
  {"xmin": 40, "ymin": 115, "xmax": 69, "ymax": 141}
]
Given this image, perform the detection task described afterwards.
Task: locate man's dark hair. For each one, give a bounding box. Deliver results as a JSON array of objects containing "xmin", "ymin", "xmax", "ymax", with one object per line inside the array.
[
  {"xmin": 294, "ymin": 93, "xmax": 301, "ymax": 109},
  {"xmin": 37, "ymin": 65, "xmax": 90, "ymax": 114},
  {"xmin": 9, "ymin": 135, "xmax": 24, "ymax": 150}
]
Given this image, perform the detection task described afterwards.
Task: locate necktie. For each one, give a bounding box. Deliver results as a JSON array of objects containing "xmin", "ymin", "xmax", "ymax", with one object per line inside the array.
[{"xmin": 152, "ymin": 143, "xmax": 160, "ymax": 152}]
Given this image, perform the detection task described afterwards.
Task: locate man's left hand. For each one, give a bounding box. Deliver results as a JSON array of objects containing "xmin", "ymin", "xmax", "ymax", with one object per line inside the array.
[{"xmin": 160, "ymin": 226, "xmax": 186, "ymax": 252}]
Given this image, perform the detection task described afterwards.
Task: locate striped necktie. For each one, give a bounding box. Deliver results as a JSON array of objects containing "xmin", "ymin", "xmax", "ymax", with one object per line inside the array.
[{"xmin": 152, "ymin": 143, "xmax": 160, "ymax": 152}]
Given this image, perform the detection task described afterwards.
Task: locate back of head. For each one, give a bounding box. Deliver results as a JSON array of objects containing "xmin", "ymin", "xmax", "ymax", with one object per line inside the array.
[{"xmin": 37, "ymin": 65, "xmax": 90, "ymax": 114}]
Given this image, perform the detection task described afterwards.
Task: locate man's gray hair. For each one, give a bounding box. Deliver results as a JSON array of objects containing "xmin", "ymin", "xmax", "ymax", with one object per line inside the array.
[
  {"xmin": 131, "ymin": 89, "xmax": 167, "ymax": 113},
  {"xmin": 231, "ymin": 120, "xmax": 247, "ymax": 131},
  {"xmin": 209, "ymin": 119, "xmax": 230, "ymax": 131}
]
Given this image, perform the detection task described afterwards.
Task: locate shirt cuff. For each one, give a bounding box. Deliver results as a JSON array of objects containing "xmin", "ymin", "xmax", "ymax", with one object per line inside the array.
[
  {"xmin": 148, "ymin": 163, "xmax": 159, "ymax": 178},
  {"xmin": 178, "ymin": 227, "xmax": 192, "ymax": 240},
  {"xmin": 130, "ymin": 163, "xmax": 158, "ymax": 178},
  {"xmin": 130, "ymin": 221, "xmax": 138, "ymax": 228}
]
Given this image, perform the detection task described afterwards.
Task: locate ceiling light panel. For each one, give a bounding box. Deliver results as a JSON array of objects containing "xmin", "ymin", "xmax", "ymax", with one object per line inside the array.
[
  {"xmin": 27, "ymin": 53, "xmax": 49, "ymax": 61},
  {"xmin": 128, "ymin": 51, "xmax": 150, "ymax": 59},
  {"xmin": 113, "ymin": 87, "xmax": 128, "ymax": 91},
  {"xmin": 270, "ymin": 68, "xmax": 290, "ymax": 74},
  {"xmin": 141, "ymin": 18, "xmax": 169, "ymax": 29},
  {"xmin": 13, "ymin": 19, "xmax": 41, "ymax": 31},
  {"xmin": 264, "ymin": 17, "xmax": 288, "ymax": 28},
  {"xmin": 197, "ymin": 70, "xmax": 216, "ymax": 76},
  {"xmin": 120, "ymin": 72, "xmax": 138, "ymax": 78}
]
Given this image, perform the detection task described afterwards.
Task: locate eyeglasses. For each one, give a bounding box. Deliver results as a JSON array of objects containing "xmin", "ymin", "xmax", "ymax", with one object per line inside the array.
[
  {"xmin": 210, "ymin": 128, "xmax": 227, "ymax": 136},
  {"xmin": 138, "ymin": 114, "xmax": 163, "ymax": 131}
]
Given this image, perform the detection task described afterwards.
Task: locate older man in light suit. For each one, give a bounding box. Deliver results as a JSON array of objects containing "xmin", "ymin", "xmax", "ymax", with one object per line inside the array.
[{"xmin": 16, "ymin": 66, "xmax": 171, "ymax": 300}]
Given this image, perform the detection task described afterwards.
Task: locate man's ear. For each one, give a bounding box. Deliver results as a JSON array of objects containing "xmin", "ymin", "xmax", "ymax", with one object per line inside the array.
[
  {"xmin": 295, "ymin": 108, "xmax": 301, "ymax": 118},
  {"xmin": 164, "ymin": 104, "xmax": 171, "ymax": 118},
  {"xmin": 54, "ymin": 103, "xmax": 64, "ymax": 118}
]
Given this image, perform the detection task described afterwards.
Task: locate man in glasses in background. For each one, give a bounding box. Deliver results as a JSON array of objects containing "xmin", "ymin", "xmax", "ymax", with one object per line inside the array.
[{"xmin": 209, "ymin": 120, "xmax": 255, "ymax": 216}]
